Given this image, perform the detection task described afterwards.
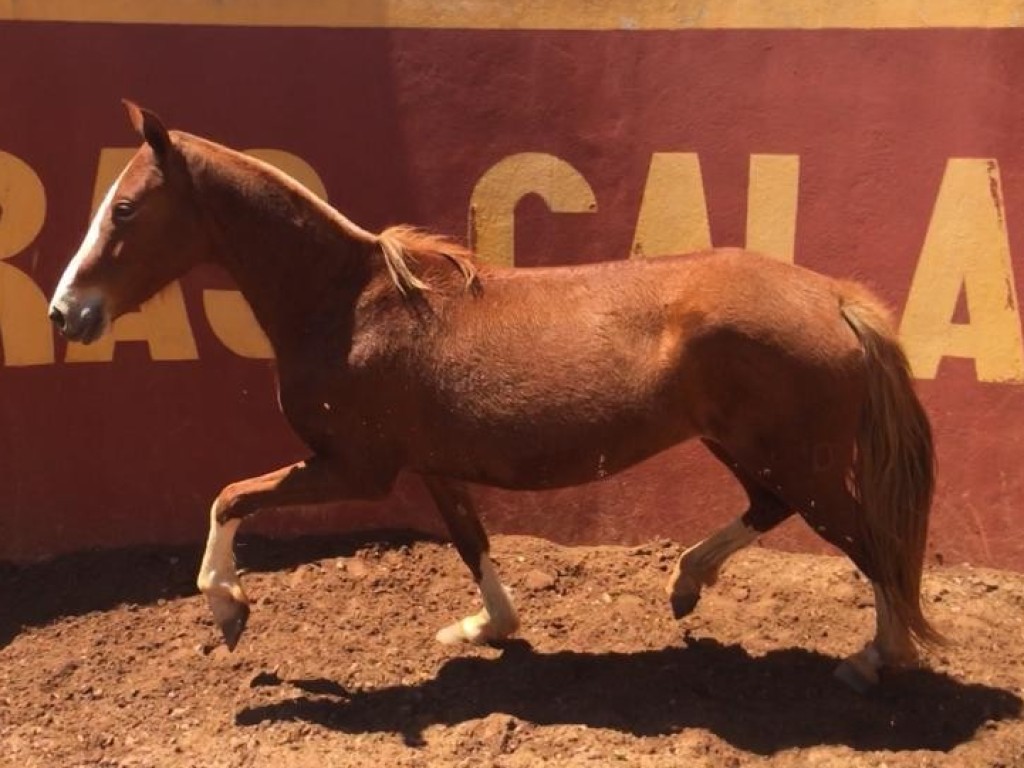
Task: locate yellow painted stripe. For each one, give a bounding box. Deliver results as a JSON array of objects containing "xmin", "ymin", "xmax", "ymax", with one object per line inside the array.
[{"xmin": 2, "ymin": 0, "xmax": 1024, "ymax": 30}]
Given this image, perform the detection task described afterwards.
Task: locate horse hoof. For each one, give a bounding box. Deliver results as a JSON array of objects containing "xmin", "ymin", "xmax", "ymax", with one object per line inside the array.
[
  {"xmin": 833, "ymin": 659, "xmax": 878, "ymax": 694},
  {"xmin": 207, "ymin": 596, "xmax": 251, "ymax": 651},
  {"xmin": 436, "ymin": 611, "xmax": 520, "ymax": 646},
  {"xmin": 436, "ymin": 623, "xmax": 469, "ymax": 645},
  {"xmin": 436, "ymin": 614, "xmax": 489, "ymax": 645},
  {"xmin": 670, "ymin": 591, "xmax": 700, "ymax": 619}
]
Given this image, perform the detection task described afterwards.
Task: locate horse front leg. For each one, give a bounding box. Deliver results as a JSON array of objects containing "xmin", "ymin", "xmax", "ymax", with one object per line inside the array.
[
  {"xmin": 196, "ymin": 457, "xmax": 377, "ymax": 650},
  {"xmin": 421, "ymin": 475, "xmax": 519, "ymax": 645}
]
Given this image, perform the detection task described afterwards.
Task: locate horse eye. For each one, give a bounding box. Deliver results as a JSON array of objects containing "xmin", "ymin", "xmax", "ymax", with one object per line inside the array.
[{"xmin": 112, "ymin": 201, "xmax": 136, "ymax": 223}]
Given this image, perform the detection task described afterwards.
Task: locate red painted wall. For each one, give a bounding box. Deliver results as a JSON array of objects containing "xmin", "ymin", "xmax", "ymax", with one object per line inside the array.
[{"xmin": 2, "ymin": 21, "xmax": 1024, "ymax": 568}]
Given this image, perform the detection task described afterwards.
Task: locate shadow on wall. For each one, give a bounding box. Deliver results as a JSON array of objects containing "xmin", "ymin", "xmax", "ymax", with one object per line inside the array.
[
  {"xmin": 0, "ymin": 530, "xmax": 438, "ymax": 649},
  {"xmin": 235, "ymin": 637, "xmax": 1022, "ymax": 755}
]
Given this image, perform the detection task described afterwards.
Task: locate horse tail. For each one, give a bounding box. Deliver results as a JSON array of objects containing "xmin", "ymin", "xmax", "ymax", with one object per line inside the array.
[{"xmin": 837, "ymin": 283, "xmax": 942, "ymax": 647}]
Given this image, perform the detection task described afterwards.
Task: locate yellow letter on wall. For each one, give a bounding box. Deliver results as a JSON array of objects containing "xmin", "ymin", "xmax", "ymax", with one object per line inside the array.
[
  {"xmin": 746, "ymin": 154, "xmax": 799, "ymax": 262},
  {"xmin": 201, "ymin": 149, "xmax": 327, "ymax": 359},
  {"xmin": 0, "ymin": 150, "xmax": 54, "ymax": 365},
  {"xmin": 900, "ymin": 159, "xmax": 1024, "ymax": 382},
  {"xmin": 66, "ymin": 148, "xmax": 199, "ymax": 363},
  {"xmin": 469, "ymin": 153, "xmax": 596, "ymax": 267},
  {"xmin": 630, "ymin": 153, "xmax": 711, "ymax": 259}
]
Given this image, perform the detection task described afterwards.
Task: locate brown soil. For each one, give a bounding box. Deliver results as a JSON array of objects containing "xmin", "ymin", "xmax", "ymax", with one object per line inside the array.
[{"xmin": 2, "ymin": 533, "xmax": 1023, "ymax": 767}]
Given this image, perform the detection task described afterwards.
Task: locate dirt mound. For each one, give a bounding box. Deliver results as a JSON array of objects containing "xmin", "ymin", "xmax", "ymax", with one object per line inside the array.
[{"xmin": 2, "ymin": 534, "xmax": 1022, "ymax": 767}]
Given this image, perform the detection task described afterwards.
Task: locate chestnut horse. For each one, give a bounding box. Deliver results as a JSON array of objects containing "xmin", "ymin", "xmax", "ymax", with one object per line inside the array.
[{"xmin": 50, "ymin": 103, "xmax": 938, "ymax": 692}]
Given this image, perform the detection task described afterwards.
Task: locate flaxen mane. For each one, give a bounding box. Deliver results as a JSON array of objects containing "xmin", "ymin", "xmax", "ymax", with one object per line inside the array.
[{"xmin": 376, "ymin": 225, "xmax": 479, "ymax": 297}]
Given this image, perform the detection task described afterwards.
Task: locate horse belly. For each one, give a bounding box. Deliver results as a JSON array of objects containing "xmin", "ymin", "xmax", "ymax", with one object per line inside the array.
[{"xmin": 449, "ymin": 409, "xmax": 696, "ymax": 491}]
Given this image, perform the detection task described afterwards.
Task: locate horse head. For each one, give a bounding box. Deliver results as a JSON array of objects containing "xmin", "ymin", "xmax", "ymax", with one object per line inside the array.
[{"xmin": 49, "ymin": 101, "xmax": 210, "ymax": 343}]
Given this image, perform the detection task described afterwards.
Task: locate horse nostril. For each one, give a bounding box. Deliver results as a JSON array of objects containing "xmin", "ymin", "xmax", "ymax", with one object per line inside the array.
[{"xmin": 48, "ymin": 306, "xmax": 65, "ymax": 330}]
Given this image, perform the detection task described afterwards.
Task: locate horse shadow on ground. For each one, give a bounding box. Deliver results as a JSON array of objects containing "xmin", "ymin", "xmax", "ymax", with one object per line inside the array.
[
  {"xmin": 236, "ymin": 638, "xmax": 1021, "ymax": 755},
  {"xmin": 0, "ymin": 531, "xmax": 433, "ymax": 648},
  {"xmin": 4, "ymin": 535, "xmax": 1020, "ymax": 754}
]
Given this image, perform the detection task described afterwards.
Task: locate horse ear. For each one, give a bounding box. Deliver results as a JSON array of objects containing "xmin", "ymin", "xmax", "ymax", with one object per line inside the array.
[{"xmin": 122, "ymin": 99, "xmax": 172, "ymax": 160}]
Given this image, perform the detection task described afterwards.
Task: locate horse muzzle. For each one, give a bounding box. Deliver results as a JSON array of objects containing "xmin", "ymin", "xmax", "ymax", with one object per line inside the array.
[{"xmin": 48, "ymin": 292, "xmax": 108, "ymax": 344}]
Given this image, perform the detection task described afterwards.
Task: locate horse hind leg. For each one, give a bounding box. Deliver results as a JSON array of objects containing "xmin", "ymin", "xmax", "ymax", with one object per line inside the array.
[
  {"xmin": 667, "ymin": 441, "xmax": 793, "ymax": 618},
  {"xmin": 699, "ymin": 444, "xmax": 923, "ymax": 692},
  {"xmin": 796, "ymin": 481, "xmax": 920, "ymax": 692},
  {"xmin": 422, "ymin": 475, "xmax": 519, "ymax": 645}
]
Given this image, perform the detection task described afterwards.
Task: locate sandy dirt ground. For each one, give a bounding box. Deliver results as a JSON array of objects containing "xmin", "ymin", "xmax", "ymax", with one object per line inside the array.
[{"xmin": 2, "ymin": 532, "xmax": 1023, "ymax": 767}]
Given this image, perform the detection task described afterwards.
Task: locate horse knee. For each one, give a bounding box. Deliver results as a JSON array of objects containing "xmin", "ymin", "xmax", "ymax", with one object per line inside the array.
[{"xmin": 213, "ymin": 483, "xmax": 256, "ymax": 524}]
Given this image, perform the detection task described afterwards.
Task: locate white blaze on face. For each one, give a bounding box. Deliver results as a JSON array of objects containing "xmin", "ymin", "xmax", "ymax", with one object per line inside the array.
[{"xmin": 49, "ymin": 165, "xmax": 127, "ymax": 316}]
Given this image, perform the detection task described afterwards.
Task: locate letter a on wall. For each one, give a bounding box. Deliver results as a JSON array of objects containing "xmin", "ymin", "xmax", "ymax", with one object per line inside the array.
[{"xmin": 900, "ymin": 159, "xmax": 1024, "ymax": 383}]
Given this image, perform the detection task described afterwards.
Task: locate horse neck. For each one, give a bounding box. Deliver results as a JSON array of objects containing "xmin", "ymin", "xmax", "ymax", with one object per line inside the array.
[{"xmin": 186, "ymin": 140, "xmax": 375, "ymax": 355}]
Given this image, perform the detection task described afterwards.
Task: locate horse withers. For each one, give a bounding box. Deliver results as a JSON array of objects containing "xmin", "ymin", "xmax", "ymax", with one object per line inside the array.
[{"xmin": 49, "ymin": 102, "xmax": 939, "ymax": 692}]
